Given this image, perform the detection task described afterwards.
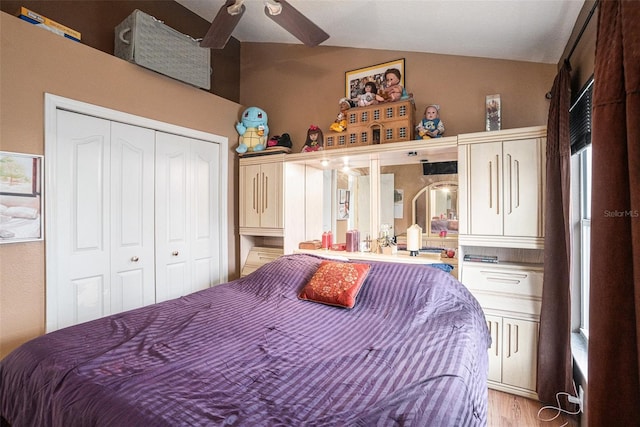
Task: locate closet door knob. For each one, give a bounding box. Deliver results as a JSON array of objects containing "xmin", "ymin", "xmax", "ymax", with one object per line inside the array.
[
  {"xmin": 172, "ymin": 251, "xmax": 179, "ymax": 256},
  {"xmin": 131, "ymin": 256, "xmax": 139, "ymax": 262}
]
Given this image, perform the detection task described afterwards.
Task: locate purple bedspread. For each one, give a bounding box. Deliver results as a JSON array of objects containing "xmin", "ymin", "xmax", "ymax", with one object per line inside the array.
[{"xmin": 1, "ymin": 254, "xmax": 490, "ymax": 426}]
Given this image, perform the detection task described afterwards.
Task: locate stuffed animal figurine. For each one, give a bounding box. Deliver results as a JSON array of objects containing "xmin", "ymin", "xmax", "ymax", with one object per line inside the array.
[
  {"xmin": 329, "ymin": 98, "xmax": 351, "ymax": 133},
  {"xmin": 236, "ymin": 107, "xmax": 269, "ymax": 153}
]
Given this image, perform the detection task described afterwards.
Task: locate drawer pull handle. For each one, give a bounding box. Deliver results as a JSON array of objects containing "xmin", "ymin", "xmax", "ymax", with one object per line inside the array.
[
  {"xmin": 480, "ymin": 271, "xmax": 528, "ymax": 279},
  {"xmin": 486, "ymin": 277, "xmax": 521, "ymax": 285},
  {"xmin": 131, "ymin": 256, "xmax": 139, "ymax": 262}
]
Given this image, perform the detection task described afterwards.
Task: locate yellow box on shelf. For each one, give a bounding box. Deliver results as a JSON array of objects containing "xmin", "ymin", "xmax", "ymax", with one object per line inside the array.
[{"xmin": 18, "ymin": 6, "xmax": 81, "ymax": 41}]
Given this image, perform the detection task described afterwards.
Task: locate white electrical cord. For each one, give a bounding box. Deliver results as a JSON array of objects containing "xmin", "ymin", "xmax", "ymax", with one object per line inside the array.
[{"xmin": 537, "ymin": 384, "xmax": 582, "ymax": 426}]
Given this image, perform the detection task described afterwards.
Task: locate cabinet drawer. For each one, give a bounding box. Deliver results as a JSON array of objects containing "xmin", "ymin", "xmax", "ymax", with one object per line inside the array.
[
  {"xmin": 463, "ymin": 264, "xmax": 542, "ymax": 297},
  {"xmin": 241, "ymin": 246, "xmax": 283, "ymax": 277},
  {"xmin": 461, "ymin": 263, "xmax": 542, "ymax": 316}
]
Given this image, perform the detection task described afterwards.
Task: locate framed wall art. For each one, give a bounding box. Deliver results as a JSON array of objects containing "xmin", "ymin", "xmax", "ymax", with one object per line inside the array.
[
  {"xmin": 0, "ymin": 151, "xmax": 44, "ymax": 243},
  {"xmin": 345, "ymin": 58, "xmax": 405, "ymax": 100}
]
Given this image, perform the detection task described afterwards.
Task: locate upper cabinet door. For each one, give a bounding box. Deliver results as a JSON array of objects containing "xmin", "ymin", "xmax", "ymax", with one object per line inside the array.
[
  {"xmin": 469, "ymin": 141, "xmax": 503, "ymax": 236},
  {"xmin": 259, "ymin": 161, "xmax": 283, "ymax": 229},
  {"xmin": 502, "ymin": 138, "xmax": 544, "ymax": 237},
  {"xmin": 239, "ymin": 163, "xmax": 262, "ymax": 229}
]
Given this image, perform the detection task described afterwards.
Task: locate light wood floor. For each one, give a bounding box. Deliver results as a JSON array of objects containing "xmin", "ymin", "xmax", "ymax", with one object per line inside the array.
[{"xmin": 488, "ymin": 389, "xmax": 580, "ymax": 426}]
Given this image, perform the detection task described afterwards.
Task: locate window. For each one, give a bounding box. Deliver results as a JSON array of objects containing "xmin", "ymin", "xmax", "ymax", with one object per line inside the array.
[
  {"xmin": 570, "ymin": 76, "xmax": 593, "ymax": 340},
  {"xmin": 578, "ymin": 145, "xmax": 591, "ymax": 337}
]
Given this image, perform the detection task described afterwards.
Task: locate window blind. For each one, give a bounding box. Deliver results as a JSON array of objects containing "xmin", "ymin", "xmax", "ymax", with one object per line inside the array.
[{"xmin": 570, "ymin": 76, "xmax": 594, "ymax": 155}]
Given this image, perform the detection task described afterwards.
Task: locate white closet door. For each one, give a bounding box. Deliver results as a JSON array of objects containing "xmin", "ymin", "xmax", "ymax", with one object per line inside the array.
[
  {"xmin": 52, "ymin": 111, "xmax": 155, "ymax": 329},
  {"xmin": 54, "ymin": 111, "xmax": 111, "ymax": 329},
  {"xmin": 155, "ymin": 133, "xmax": 220, "ymax": 302},
  {"xmin": 110, "ymin": 122, "xmax": 156, "ymax": 312},
  {"xmin": 191, "ymin": 138, "xmax": 221, "ymax": 293}
]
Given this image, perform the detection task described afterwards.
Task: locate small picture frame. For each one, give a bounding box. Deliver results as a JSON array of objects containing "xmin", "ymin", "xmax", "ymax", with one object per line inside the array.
[
  {"xmin": 0, "ymin": 151, "xmax": 44, "ymax": 244},
  {"xmin": 485, "ymin": 94, "xmax": 501, "ymax": 131},
  {"xmin": 338, "ymin": 189, "xmax": 350, "ymax": 220}
]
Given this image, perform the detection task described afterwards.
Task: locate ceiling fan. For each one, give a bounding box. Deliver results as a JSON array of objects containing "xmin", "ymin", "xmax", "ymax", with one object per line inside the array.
[{"xmin": 200, "ymin": 0, "xmax": 329, "ymax": 49}]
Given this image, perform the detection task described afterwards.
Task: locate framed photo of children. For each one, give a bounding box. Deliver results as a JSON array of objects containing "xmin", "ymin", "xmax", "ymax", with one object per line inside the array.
[
  {"xmin": 345, "ymin": 59, "xmax": 405, "ymax": 100},
  {"xmin": 0, "ymin": 151, "xmax": 44, "ymax": 244},
  {"xmin": 485, "ymin": 94, "xmax": 501, "ymax": 131}
]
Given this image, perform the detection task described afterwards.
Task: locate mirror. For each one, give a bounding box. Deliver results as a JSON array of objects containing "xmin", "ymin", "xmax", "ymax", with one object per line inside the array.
[
  {"xmin": 321, "ymin": 165, "xmax": 371, "ymax": 245},
  {"xmin": 412, "ymin": 181, "xmax": 458, "ymax": 237}
]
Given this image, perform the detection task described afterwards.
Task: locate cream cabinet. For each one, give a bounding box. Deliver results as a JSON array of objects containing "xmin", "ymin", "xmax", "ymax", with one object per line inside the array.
[
  {"xmin": 461, "ymin": 260, "xmax": 542, "ymax": 399},
  {"xmin": 239, "ymin": 157, "xmax": 284, "ymax": 235},
  {"xmin": 458, "ymin": 126, "xmax": 546, "ymax": 249}
]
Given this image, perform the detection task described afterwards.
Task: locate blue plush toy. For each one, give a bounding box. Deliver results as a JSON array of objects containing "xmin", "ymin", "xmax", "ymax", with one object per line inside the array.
[{"xmin": 236, "ymin": 107, "xmax": 269, "ymax": 154}]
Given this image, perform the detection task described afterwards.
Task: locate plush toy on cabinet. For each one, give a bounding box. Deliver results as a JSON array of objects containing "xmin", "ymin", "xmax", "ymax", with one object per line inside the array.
[
  {"xmin": 329, "ymin": 98, "xmax": 351, "ymax": 133},
  {"xmin": 236, "ymin": 106, "xmax": 269, "ymax": 153},
  {"xmin": 301, "ymin": 125, "xmax": 324, "ymax": 152},
  {"xmin": 416, "ymin": 104, "xmax": 445, "ymax": 139}
]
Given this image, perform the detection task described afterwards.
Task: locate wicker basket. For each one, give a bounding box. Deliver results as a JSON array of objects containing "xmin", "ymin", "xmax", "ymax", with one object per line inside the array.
[{"xmin": 115, "ymin": 9, "xmax": 211, "ymax": 89}]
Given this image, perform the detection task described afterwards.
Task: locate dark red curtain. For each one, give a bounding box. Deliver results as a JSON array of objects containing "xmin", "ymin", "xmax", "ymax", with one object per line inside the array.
[
  {"xmin": 537, "ymin": 61, "xmax": 574, "ymax": 406},
  {"xmin": 588, "ymin": 0, "xmax": 640, "ymax": 425}
]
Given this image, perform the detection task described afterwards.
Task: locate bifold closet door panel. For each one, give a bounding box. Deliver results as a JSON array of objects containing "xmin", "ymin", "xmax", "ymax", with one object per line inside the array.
[
  {"xmin": 155, "ymin": 132, "xmax": 220, "ymax": 302},
  {"xmin": 110, "ymin": 122, "xmax": 156, "ymax": 311},
  {"xmin": 51, "ymin": 111, "xmax": 155, "ymax": 330}
]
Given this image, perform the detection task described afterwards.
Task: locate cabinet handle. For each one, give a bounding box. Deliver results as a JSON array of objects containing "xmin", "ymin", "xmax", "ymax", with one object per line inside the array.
[
  {"xmin": 253, "ymin": 174, "xmax": 258, "ymax": 213},
  {"xmin": 480, "ymin": 271, "xmax": 528, "ymax": 279},
  {"xmin": 505, "ymin": 322, "xmax": 520, "ymax": 359},
  {"xmin": 514, "ymin": 159, "xmax": 520, "ymax": 209},
  {"xmin": 263, "ymin": 175, "xmax": 268, "ymax": 213},
  {"xmin": 488, "ymin": 320, "xmax": 500, "ymax": 357},
  {"xmin": 507, "ymin": 153, "xmax": 513, "ymax": 215},
  {"xmin": 131, "ymin": 256, "xmax": 139, "ymax": 262},
  {"xmin": 489, "ymin": 160, "xmax": 493, "ymax": 209},
  {"xmin": 486, "ymin": 277, "xmax": 521, "ymax": 285},
  {"xmin": 495, "ymin": 154, "xmax": 500, "ymax": 215},
  {"xmin": 507, "ymin": 323, "xmax": 512, "ymax": 358},
  {"xmin": 172, "ymin": 251, "xmax": 179, "ymax": 256}
]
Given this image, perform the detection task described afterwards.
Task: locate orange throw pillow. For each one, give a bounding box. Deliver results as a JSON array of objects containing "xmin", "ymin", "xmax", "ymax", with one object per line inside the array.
[{"xmin": 298, "ymin": 261, "xmax": 371, "ymax": 308}]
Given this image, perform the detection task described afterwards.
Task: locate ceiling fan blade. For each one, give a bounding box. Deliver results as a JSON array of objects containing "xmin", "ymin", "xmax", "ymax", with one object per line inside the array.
[
  {"xmin": 200, "ymin": 0, "xmax": 246, "ymax": 49},
  {"xmin": 264, "ymin": 0, "xmax": 329, "ymax": 47}
]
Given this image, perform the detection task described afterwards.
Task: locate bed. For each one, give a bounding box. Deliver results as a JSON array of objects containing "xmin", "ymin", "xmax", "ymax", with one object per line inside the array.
[{"xmin": 0, "ymin": 254, "xmax": 490, "ymax": 426}]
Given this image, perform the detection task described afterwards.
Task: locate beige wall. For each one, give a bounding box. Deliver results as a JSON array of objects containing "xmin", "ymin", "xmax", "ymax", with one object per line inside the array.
[
  {"xmin": 0, "ymin": 12, "xmax": 242, "ymax": 358},
  {"xmin": 238, "ymin": 43, "xmax": 557, "ymax": 152},
  {"xmin": 1, "ymin": 7, "xmax": 582, "ymax": 359}
]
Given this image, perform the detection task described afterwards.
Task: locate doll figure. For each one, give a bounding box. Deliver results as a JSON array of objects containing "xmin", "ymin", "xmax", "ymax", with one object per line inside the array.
[
  {"xmin": 329, "ymin": 98, "xmax": 351, "ymax": 132},
  {"xmin": 301, "ymin": 125, "xmax": 324, "ymax": 152},
  {"xmin": 375, "ymin": 68, "xmax": 404, "ymax": 103},
  {"xmin": 352, "ymin": 81, "xmax": 378, "ymax": 107},
  {"xmin": 416, "ymin": 104, "xmax": 445, "ymax": 139}
]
